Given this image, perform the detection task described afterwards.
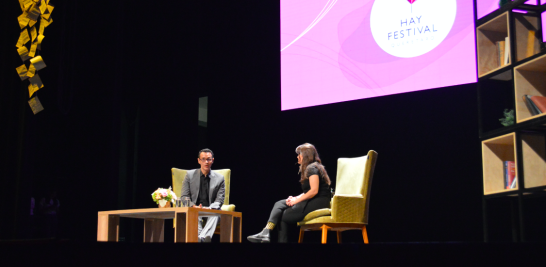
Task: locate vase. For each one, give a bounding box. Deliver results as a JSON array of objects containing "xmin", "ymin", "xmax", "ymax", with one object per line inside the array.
[{"xmin": 158, "ymin": 199, "xmax": 171, "ymax": 208}]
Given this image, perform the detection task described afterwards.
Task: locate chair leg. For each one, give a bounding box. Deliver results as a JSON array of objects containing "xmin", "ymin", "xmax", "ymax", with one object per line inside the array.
[
  {"xmin": 362, "ymin": 225, "xmax": 369, "ymax": 244},
  {"xmin": 336, "ymin": 231, "xmax": 342, "ymax": 244},
  {"xmin": 321, "ymin": 225, "xmax": 328, "ymax": 244},
  {"xmin": 298, "ymin": 228, "xmax": 304, "ymax": 243}
]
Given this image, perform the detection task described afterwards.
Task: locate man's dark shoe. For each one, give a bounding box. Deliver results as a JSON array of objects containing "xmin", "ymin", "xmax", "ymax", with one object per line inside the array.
[{"xmin": 247, "ymin": 228, "xmax": 270, "ymax": 243}]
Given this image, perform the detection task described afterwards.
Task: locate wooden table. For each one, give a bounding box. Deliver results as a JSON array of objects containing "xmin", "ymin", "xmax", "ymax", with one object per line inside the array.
[{"xmin": 97, "ymin": 207, "xmax": 242, "ymax": 243}]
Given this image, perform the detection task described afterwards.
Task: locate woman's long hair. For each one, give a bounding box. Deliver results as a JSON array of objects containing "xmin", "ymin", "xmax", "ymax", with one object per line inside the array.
[{"xmin": 296, "ymin": 143, "xmax": 331, "ymax": 185}]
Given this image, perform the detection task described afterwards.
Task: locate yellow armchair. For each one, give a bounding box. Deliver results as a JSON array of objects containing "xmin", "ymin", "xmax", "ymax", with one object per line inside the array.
[
  {"xmin": 297, "ymin": 150, "xmax": 378, "ymax": 244},
  {"xmin": 171, "ymin": 168, "xmax": 235, "ymax": 211},
  {"xmin": 171, "ymin": 168, "xmax": 236, "ymax": 232}
]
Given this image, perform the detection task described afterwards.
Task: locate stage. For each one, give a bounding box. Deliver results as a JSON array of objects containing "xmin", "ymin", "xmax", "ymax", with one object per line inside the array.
[
  {"xmin": 3, "ymin": 0, "xmax": 546, "ymax": 261},
  {"xmin": 1, "ymin": 239, "xmax": 545, "ymax": 266}
]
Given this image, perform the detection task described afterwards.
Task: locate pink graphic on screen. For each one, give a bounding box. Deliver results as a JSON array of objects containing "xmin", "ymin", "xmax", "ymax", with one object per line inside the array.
[
  {"xmin": 543, "ymin": 12, "xmax": 546, "ymax": 42},
  {"xmin": 523, "ymin": 0, "xmax": 545, "ymax": 6},
  {"xmin": 281, "ymin": 0, "xmax": 477, "ymax": 110},
  {"xmin": 525, "ymin": 0, "xmax": 546, "ymax": 5},
  {"xmin": 476, "ymin": 0, "xmax": 498, "ymax": 20}
]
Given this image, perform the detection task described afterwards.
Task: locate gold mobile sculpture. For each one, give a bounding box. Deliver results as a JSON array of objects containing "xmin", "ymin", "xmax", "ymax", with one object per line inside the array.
[{"xmin": 15, "ymin": 0, "xmax": 53, "ymax": 115}]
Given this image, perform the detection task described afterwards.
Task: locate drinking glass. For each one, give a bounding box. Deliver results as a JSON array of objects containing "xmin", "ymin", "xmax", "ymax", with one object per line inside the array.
[
  {"xmin": 183, "ymin": 197, "xmax": 191, "ymax": 207},
  {"xmin": 175, "ymin": 198, "xmax": 182, "ymax": 208}
]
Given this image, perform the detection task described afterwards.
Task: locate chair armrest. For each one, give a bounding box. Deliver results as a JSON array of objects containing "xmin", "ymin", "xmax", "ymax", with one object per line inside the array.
[
  {"xmin": 331, "ymin": 194, "xmax": 365, "ymax": 223},
  {"xmin": 221, "ymin": 204, "xmax": 236, "ymax": 212}
]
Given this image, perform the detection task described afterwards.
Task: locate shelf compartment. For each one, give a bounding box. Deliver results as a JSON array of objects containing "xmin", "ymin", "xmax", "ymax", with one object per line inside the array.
[
  {"xmin": 478, "ymin": 12, "xmax": 512, "ymax": 78},
  {"xmin": 482, "ymin": 133, "xmax": 519, "ymax": 195},
  {"xmin": 478, "ymin": 78, "xmax": 515, "ymax": 134},
  {"xmin": 514, "ymin": 13, "xmax": 541, "ymax": 62},
  {"xmin": 514, "ymin": 53, "xmax": 546, "ymax": 123},
  {"xmin": 522, "ymin": 133, "xmax": 546, "ymax": 188}
]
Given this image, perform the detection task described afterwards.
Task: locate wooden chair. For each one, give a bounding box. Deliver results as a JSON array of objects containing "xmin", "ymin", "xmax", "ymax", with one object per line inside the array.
[{"xmin": 297, "ymin": 151, "xmax": 378, "ymax": 244}]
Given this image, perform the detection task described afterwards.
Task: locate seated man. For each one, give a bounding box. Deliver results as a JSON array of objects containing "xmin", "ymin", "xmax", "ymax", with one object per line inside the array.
[{"xmin": 181, "ymin": 148, "xmax": 225, "ymax": 242}]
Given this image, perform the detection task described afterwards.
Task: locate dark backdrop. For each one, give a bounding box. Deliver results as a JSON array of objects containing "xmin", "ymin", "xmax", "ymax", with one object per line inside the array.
[{"xmin": 1, "ymin": 0, "xmax": 484, "ymax": 243}]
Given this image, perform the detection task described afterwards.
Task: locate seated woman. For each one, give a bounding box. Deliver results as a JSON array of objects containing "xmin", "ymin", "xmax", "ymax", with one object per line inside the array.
[{"xmin": 248, "ymin": 143, "xmax": 331, "ymax": 243}]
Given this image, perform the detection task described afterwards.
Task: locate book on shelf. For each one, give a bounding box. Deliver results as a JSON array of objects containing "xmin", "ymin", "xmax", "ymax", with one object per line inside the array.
[
  {"xmin": 503, "ymin": 161, "xmax": 516, "ymax": 189},
  {"xmin": 504, "ymin": 161, "xmax": 509, "ymax": 189},
  {"xmin": 504, "ymin": 36, "xmax": 510, "ymax": 65},
  {"xmin": 526, "ymin": 30, "xmax": 536, "ymax": 58},
  {"xmin": 530, "ymin": 95, "xmax": 546, "ymax": 113},
  {"xmin": 508, "ymin": 161, "xmax": 516, "ymax": 189},
  {"xmin": 510, "ymin": 176, "xmax": 517, "ymax": 189},
  {"xmin": 495, "ymin": 37, "xmax": 510, "ymax": 67},
  {"xmin": 523, "ymin": 95, "xmax": 542, "ymax": 116},
  {"xmin": 496, "ymin": 40, "xmax": 505, "ymax": 67}
]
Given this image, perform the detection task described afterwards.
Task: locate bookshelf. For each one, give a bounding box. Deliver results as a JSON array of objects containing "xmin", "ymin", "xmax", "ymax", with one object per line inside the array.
[
  {"xmin": 521, "ymin": 133, "xmax": 546, "ymax": 189},
  {"xmin": 514, "ymin": 13, "xmax": 541, "ymax": 62},
  {"xmin": 477, "ymin": 0, "xmax": 546, "ymax": 242},
  {"xmin": 482, "ymin": 133, "xmax": 518, "ymax": 195},
  {"xmin": 514, "ymin": 54, "xmax": 546, "ymax": 122},
  {"xmin": 477, "ymin": 12, "xmax": 511, "ymax": 77}
]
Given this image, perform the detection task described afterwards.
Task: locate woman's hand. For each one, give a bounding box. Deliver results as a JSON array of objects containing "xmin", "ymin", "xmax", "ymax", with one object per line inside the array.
[
  {"xmin": 288, "ymin": 176, "xmax": 319, "ymax": 206},
  {"xmin": 286, "ymin": 196, "xmax": 294, "ymax": 205},
  {"xmin": 287, "ymin": 197, "xmax": 298, "ymax": 206}
]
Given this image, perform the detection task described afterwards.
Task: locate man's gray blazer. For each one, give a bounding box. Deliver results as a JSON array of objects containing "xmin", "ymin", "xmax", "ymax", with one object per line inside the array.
[{"xmin": 181, "ymin": 169, "xmax": 225, "ymax": 210}]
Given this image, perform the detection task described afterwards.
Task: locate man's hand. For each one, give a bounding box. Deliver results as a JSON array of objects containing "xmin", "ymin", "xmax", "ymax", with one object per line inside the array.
[{"xmin": 193, "ymin": 204, "xmax": 203, "ymax": 208}]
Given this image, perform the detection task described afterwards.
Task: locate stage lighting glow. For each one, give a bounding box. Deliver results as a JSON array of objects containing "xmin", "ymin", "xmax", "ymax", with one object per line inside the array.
[{"xmin": 281, "ymin": 0, "xmax": 477, "ymax": 110}]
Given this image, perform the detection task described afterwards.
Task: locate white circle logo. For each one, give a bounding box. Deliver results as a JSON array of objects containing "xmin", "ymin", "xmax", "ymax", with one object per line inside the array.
[{"xmin": 370, "ymin": 0, "xmax": 457, "ymax": 58}]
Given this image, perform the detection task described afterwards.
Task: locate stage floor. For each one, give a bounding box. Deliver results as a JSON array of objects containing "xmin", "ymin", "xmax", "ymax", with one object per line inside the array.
[{"xmin": 1, "ymin": 240, "xmax": 545, "ymax": 266}]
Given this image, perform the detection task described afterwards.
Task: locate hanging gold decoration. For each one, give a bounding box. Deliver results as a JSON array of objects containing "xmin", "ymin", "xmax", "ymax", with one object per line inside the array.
[{"xmin": 15, "ymin": 0, "xmax": 53, "ymax": 115}]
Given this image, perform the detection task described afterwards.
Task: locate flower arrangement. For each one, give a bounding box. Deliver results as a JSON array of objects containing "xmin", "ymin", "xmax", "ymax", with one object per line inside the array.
[{"xmin": 151, "ymin": 187, "xmax": 177, "ymax": 207}]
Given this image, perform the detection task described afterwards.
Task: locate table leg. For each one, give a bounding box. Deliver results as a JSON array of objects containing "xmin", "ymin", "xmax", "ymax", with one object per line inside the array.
[
  {"xmin": 186, "ymin": 208, "xmax": 199, "ymax": 243},
  {"xmin": 175, "ymin": 212, "xmax": 187, "ymax": 243},
  {"xmin": 144, "ymin": 219, "xmax": 165, "ymax": 243},
  {"xmin": 232, "ymin": 216, "xmax": 242, "ymax": 243},
  {"xmin": 97, "ymin": 214, "xmax": 119, "ymax": 242},
  {"xmin": 220, "ymin": 214, "xmax": 233, "ymax": 243}
]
